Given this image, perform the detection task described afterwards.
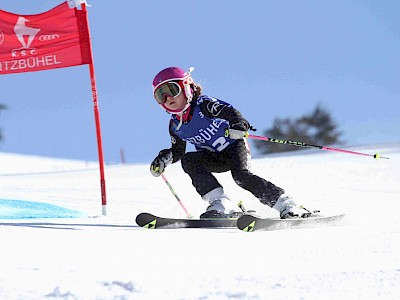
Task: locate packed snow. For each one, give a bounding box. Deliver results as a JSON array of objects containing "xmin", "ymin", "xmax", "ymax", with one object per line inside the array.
[{"xmin": 0, "ymin": 144, "xmax": 399, "ymax": 299}]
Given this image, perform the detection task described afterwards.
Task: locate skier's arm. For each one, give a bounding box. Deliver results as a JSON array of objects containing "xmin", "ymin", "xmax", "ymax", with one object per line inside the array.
[
  {"xmin": 168, "ymin": 130, "xmax": 186, "ymax": 163},
  {"xmin": 149, "ymin": 122, "xmax": 186, "ymax": 177}
]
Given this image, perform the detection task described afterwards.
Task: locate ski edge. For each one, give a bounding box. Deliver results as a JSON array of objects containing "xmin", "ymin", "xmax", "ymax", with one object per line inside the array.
[{"xmin": 237, "ymin": 213, "xmax": 346, "ymax": 232}]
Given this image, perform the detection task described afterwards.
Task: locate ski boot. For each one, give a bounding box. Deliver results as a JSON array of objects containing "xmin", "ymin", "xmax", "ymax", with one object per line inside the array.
[
  {"xmin": 199, "ymin": 187, "xmax": 242, "ymax": 219},
  {"xmin": 273, "ymin": 194, "xmax": 312, "ymax": 219}
]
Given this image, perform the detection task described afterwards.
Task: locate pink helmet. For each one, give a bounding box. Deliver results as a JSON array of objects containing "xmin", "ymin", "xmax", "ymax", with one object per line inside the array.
[{"xmin": 152, "ymin": 67, "xmax": 195, "ymax": 113}]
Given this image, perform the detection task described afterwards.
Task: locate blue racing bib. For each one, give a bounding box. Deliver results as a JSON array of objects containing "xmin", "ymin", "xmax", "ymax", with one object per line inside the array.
[{"xmin": 171, "ymin": 97, "xmax": 236, "ymax": 152}]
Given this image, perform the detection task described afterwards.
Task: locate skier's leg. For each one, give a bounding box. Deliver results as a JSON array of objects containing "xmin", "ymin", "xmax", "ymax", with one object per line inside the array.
[
  {"xmin": 181, "ymin": 151, "xmax": 227, "ymax": 196},
  {"xmin": 181, "ymin": 151, "xmax": 239, "ymax": 217},
  {"xmin": 227, "ymin": 140, "xmax": 311, "ymax": 218},
  {"xmin": 227, "ymin": 140, "xmax": 284, "ymax": 207}
]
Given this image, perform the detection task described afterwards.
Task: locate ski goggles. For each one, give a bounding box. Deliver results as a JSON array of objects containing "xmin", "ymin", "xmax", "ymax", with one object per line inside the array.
[{"xmin": 153, "ymin": 81, "xmax": 182, "ymax": 104}]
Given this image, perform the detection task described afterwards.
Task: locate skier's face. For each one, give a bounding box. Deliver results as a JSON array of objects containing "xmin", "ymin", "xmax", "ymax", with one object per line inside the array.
[{"xmin": 163, "ymin": 91, "xmax": 187, "ymax": 112}]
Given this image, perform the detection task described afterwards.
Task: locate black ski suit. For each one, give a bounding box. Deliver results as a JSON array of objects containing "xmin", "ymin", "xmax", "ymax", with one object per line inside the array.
[{"xmin": 159, "ymin": 95, "xmax": 284, "ymax": 208}]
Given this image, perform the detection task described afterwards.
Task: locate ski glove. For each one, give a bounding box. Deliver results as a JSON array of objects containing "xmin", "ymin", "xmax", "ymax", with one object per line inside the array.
[
  {"xmin": 150, "ymin": 149, "xmax": 173, "ymax": 177},
  {"xmin": 225, "ymin": 128, "xmax": 249, "ymax": 139},
  {"xmin": 225, "ymin": 122, "xmax": 249, "ymax": 140}
]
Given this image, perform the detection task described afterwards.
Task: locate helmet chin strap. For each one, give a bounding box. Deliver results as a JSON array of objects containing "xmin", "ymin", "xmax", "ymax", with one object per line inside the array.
[
  {"xmin": 175, "ymin": 102, "xmax": 192, "ymax": 130},
  {"xmin": 175, "ymin": 70, "xmax": 195, "ymax": 129}
]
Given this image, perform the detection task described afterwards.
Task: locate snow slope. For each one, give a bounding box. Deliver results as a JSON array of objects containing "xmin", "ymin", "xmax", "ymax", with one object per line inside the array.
[{"xmin": 0, "ymin": 144, "xmax": 399, "ymax": 300}]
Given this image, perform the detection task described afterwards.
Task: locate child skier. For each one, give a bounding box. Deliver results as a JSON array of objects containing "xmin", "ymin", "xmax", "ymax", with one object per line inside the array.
[{"xmin": 150, "ymin": 66, "xmax": 311, "ymax": 219}]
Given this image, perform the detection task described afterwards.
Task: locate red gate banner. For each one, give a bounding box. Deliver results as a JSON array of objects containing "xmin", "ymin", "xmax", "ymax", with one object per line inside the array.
[{"xmin": 0, "ymin": 2, "xmax": 92, "ymax": 75}]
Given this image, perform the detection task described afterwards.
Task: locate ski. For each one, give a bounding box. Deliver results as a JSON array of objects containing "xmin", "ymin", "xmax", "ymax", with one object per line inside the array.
[
  {"xmin": 237, "ymin": 213, "xmax": 345, "ymax": 232},
  {"xmin": 135, "ymin": 212, "xmax": 237, "ymax": 229}
]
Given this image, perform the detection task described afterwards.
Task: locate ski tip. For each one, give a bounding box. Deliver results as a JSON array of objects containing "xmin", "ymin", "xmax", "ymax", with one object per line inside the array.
[
  {"xmin": 143, "ymin": 219, "xmax": 157, "ymax": 229},
  {"xmin": 236, "ymin": 214, "xmax": 257, "ymax": 232},
  {"xmin": 135, "ymin": 212, "xmax": 157, "ymax": 228}
]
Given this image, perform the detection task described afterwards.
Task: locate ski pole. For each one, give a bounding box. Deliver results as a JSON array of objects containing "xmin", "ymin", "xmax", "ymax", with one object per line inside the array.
[
  {"xmin": 247, "ymin": 134, "xmax": 389, "ymax": 160},
  {"xmin": 160, "ymin": 173, "xmax": 192, "ymax": 218}
]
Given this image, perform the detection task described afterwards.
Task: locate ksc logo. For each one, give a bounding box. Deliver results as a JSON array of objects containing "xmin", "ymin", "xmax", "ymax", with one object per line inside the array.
[{"xmin": 14, "ymin": 17, "xmax": 40, "ymax": 49}]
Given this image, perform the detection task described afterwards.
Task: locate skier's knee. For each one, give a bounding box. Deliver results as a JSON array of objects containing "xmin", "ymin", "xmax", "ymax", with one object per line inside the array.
[{"xmin": 232, "ymin": 169, "xmax": 252, "ymax": 186}]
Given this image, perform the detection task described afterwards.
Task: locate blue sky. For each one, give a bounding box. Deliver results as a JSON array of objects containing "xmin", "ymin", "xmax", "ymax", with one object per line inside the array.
[{"xmin": 0, "ymin": 0, "xmax": 399, "ymax": 163}]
